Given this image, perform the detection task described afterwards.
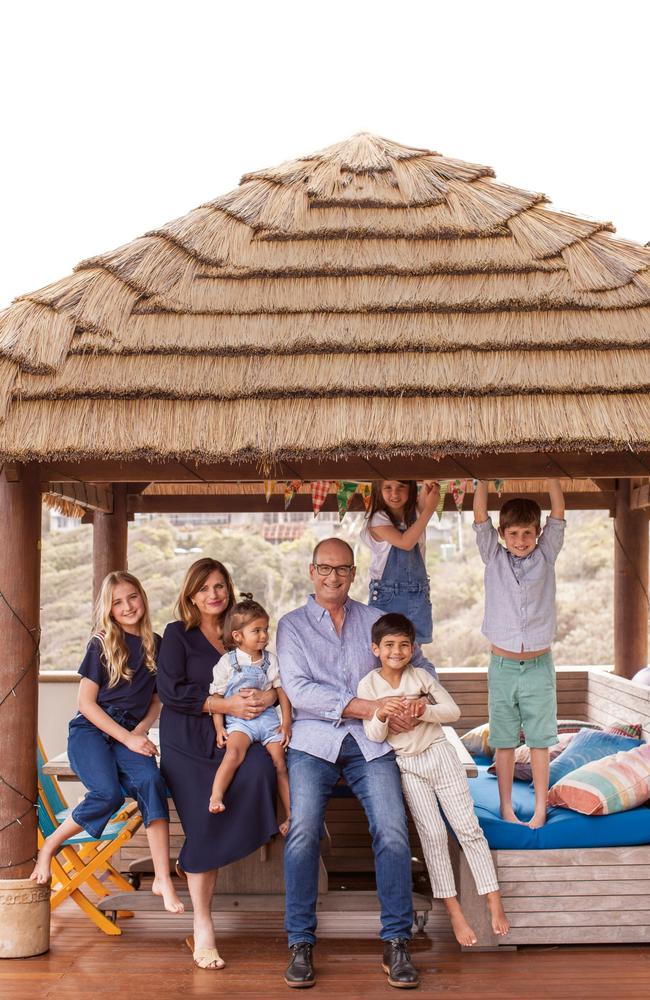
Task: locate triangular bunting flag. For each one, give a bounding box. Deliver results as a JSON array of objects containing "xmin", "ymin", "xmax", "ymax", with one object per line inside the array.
[
  {"xmin": 284, "ymin": 479, "xmax": 302, "ymax": 511},
  {"xmin": 494, "ymin": 479, "xmax": 504, "ymax": 497},
  {"xmin": 356, "ymin": 482, "xmax": 372, "ymax": 511},
  {"xmin": 436, "ymin": 481, "xmax": 448, "ymax": 520},
  {"xmin": 337, "ymin": 481, "xmax": 358, "ymax": 520},
  {"xmin": 264, "ymin": 480, "xmax": 276, "ymax": 503},
  {"xmin": 311, "ymin": 480, "xmax": 331, "ymax": 517},
  {"xmin": 451, "ymin": 478, "xmax": 467, "ymax": 512}
]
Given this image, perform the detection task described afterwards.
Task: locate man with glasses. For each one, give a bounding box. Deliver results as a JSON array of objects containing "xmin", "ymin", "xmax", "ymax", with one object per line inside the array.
[{"xmin": 277, "ymin": 537, "xmax": 438, "ymax": 990}]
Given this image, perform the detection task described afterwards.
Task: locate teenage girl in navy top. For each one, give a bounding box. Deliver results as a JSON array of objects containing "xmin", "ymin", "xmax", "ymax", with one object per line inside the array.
[
  {"xmin": 360, "ymin": 480, "xmax": 440, "ymax": 645},
  {"xmin": 31, "ymin": 571, "xmax": 184, "ymax": 914}
]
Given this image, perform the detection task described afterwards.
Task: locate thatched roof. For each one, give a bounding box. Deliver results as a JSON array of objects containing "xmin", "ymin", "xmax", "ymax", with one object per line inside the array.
[{"xmin": 2, "ymin": 132, "xmax": 650, "ymax": 468}]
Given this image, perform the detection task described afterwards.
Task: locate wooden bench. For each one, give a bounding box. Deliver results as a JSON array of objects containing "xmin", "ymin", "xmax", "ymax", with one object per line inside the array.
[{"xmin": 450, "ymin": 668, "xmax": 650, "ymax": 949}]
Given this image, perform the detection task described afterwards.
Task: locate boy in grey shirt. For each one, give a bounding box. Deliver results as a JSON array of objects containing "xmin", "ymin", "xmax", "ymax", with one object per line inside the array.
[{"xmin": 473, "ymin": 480, "xmax": 565, "ymax": 828}]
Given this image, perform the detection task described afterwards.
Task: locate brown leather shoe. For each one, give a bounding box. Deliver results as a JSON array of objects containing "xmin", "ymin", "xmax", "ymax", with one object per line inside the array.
[
  {"xmin": 284, "ymin": 942, "xmax": 315, "ymax": 988},
  {"xmin": 381, "ymin": 938, "xmax": 420, "ymax": 989}
]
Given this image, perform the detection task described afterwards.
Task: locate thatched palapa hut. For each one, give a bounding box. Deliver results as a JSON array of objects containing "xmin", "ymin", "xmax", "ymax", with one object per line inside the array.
[{"xmin": 1, "ymin": 133, "xmax": 649, "ymax": 879}]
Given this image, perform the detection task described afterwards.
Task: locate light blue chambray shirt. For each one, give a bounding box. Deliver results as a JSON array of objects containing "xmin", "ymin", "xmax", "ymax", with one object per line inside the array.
[
  {"xmin": 277, "ymin": 595, "xmax": 438, "ymax": 762},
  {"xmin": 473, "ymin": 517, "xmax": 566, "ymax": 652}
]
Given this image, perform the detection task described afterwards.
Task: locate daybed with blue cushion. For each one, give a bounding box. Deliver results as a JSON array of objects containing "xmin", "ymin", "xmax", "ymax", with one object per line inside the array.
[{"xmin": 448, "ymin": 668, "xmax": 650, "ymax": 948}]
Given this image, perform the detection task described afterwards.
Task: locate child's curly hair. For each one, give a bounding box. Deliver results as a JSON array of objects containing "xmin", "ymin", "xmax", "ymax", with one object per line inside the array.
[{"xmin": 223, "ymin": 594, "xmax": 269, "ymax": 650}]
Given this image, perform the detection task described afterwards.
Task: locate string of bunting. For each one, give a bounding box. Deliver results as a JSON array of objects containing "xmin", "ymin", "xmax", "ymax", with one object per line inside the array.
[
  {"xmin": 0, "ymin": 586, "xmax": 40, "ymax": 872},
  {"xmin": 267, "ymin": 479, "xmax": 507, "ymax": 518}
]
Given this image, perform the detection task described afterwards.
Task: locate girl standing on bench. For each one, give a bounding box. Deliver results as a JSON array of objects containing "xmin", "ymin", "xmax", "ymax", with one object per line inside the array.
[
  {"xmin": 360, "ymin": 480, "xmax": 440, "ymax": 645},
  {"xmin": 31, "ymin": 571, "xmax": 184, "ymax": 914}
]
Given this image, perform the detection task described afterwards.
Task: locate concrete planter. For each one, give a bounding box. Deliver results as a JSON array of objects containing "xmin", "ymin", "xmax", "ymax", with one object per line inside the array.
[{"xmin": 0, "ymin": 878, "xmax": 50, "ymax": 958}]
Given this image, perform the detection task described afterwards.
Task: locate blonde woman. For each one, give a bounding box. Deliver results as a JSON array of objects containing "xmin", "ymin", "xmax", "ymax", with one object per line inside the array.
[
  {"xmin": 157, "ymin": 558, "xmax": 278, "ymax": 970},
  {"xmin": 31, "ymin": 572, "xmax": 184, "ymax": 914}
]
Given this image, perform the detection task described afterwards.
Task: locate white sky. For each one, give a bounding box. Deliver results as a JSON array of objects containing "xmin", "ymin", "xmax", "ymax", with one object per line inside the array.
[{"xmin": 2, "ymin": 0, "xmax": 649, "ymax": 308}]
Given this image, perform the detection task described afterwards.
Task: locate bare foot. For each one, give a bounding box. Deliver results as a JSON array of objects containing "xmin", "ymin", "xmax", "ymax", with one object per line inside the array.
[
  {"xmin": 152, "ymin": 876, "xmax": 185, "ymax": 914},
  {"xmin": 448, "ymin": 908, "xmax": 478, "ymax": 947},
  {"xmin": 278, "ymin": 816, "xmax": 291, "ymax": 837},
  {"xmin": 486, "ymin": 891, "xmax": 510, "ymax": 936},
  {"xmin": 500, "ymin": 807, "xmax": 524, "ymax": 825},
  {"xmin": 29, "ymin": 849, "xmax": 53, "ymax": 885},
  {"xmin": 527, "ymin": 810, "xmax": 547, "ymax": 829},
  {"xmin": 209, "ymin": 796, "xmax": 225, "ymax": 814}
]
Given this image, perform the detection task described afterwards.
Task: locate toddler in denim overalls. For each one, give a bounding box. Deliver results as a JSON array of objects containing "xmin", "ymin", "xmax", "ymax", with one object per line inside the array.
[
  {"xmin": 208, "ymin": 596, "xmax": 292, "ymax": 834},
  {"xmin": 360, "ymin": 480, "xmax": 440, "ymax": 644}
]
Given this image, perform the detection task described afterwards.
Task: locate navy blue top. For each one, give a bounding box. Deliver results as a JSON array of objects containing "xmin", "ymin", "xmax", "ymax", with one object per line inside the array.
[
  {"xmin": 157, "ymin": 619, "xmax": 279, "ymax": 871},
  {"xmin": 78, "ymin": 632, "xmax": 160, "ymax": 722}
]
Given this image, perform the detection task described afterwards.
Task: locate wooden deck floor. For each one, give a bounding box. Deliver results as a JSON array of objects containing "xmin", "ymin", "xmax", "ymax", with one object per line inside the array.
[{"xmin": 3, "ymin": 891, "xmax": 650, "ymax": 1000}]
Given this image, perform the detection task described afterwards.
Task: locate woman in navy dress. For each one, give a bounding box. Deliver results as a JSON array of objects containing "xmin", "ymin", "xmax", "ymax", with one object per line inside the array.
[{"xmin": 157, "ymin": 557, "xmax": 278, "ymax": 969}]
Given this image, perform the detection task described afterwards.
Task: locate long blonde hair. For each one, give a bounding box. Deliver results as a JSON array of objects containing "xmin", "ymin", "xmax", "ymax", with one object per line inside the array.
[
  {"xmin": 92, "ymin": 572, "xmax": 157, "ymax": 689},
  {"xmin": 175, "ymin": 558, "xmax": 236, "ymax": 630}
]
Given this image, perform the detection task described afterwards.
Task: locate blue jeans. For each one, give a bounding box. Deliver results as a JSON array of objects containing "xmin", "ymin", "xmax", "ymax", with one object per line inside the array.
[
  {"xmin": 284, "ymin": 734, "xmax": 413, "ymax": 945},
  {"xmin": 68, "ymin": 709, "xmax": 169, "ymax": 839}
]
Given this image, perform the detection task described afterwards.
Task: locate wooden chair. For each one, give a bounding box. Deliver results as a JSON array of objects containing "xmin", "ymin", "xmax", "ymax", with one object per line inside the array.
[{"xmin": 37, "ymin": 741, "xmax": 143, "ymax": 935}]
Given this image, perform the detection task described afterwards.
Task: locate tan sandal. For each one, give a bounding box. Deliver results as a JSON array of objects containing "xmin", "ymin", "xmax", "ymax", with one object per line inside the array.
[{"xmin": 185, "ymin": 935, "xmax": 225, "ymax": 970}]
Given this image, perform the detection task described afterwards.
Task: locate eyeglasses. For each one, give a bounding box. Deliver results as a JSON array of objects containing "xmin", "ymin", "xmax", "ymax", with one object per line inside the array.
[{"xmin": 313, "ymin": 563, "xmax": 355, "ymax": 578}]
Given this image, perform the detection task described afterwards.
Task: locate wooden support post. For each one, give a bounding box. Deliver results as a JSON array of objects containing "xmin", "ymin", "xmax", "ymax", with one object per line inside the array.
[
  {"xmin": 614, "ymin": 480, "xmax": 649, "ymax": 678},
  {"xmin": 0, "ymin": 464, "xmax": 41, "ymax": 877},
  {"xmin": 92, "ymin": 483, "xmax": 128, "ymax": 604}
]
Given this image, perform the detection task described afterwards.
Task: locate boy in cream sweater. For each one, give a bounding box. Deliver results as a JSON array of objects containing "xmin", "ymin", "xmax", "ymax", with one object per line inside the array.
[{"xmin": 357, "ymin": 613, "xmax": 509, "ymax": 947}]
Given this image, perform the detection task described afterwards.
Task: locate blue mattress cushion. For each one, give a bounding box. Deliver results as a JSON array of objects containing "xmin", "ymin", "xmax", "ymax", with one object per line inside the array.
[{"xmin": 467, "ymin": 765, "xmax": 650, "ymax": 850}]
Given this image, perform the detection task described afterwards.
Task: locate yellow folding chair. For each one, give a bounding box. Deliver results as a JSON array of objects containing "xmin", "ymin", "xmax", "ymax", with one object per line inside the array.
[
  {"xmin": 38, "ymin": 740, "xmax": 143, "ymax": 935},
  {"xmin": 38, "ymin": 738, "xmax": 137, "ymax": 895}
]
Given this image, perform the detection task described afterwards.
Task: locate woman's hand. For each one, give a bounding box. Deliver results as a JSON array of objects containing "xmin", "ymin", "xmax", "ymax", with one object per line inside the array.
[
  {"xmin": 124, "ymin": 732, "xmax": 159, "ymax": 756},
  {"xmin": 226, "ymin": 690, "xmax": 266, "ymax": 720}
]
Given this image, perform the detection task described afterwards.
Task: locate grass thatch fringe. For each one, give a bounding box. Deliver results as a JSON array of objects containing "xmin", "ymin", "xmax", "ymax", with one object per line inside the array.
[
  {"xmin": 97, "ymin": 306, "xmax": 650, "ymax": 357},
  {"xmin": 138, "ymin": 268, "xmax": 650, "ymax": 316},
  {"xmin": 0, "ymin": 301, "xmax": 76, "ymax": 373},
  {"xmin": 211, "ymin": 176, "xmax": 545, "ymax": 237},
  {"xmin": 194, "ymin": 235, "xmax": 566, "ymax": 277},
  {"xmin": 0, "ymin": 359, "xmax": 18, "ymax": 422},
  {"xmin": 22, "ymin": 269, "xmax": 139, "ymax": 339},
  {"xmin": 16, "ymin": 348, "xmax": 650, "ymax": 401},
  {"xmin": 42, "ymin": 491, "xmax": 85, "ymax": 519},
  {"xmin": 507, "ymin": 207, "xmax": 613, "ymax": 259},
  {"xmin": 76, "ymin": 236, "xmax": 199, "ymax": 303},
  {"xmin": 3, "ymin": 394, "xmax": 650, "ymax": 463}
]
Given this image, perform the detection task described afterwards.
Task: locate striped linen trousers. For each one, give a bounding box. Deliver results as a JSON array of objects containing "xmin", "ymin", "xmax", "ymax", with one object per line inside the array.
[{"xmin": 397, "ymin": 738, "xmax": 499, "ymax": 898}]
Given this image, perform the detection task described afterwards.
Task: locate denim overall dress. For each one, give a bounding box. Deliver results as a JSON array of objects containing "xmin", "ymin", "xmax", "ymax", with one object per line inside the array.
[
  {"xmin": 368, "ymin": 531, "xmax": 433, "ymax": 644},
  {"xmin": 223, "ymin": 649, "xmax": 282, "ymax": 745}
]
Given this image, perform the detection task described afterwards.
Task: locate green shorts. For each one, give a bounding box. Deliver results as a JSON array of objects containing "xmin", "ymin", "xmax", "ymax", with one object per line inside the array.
[{"xmin": 488, "ymin": 652, "xmax": 557, "ymax": 749}]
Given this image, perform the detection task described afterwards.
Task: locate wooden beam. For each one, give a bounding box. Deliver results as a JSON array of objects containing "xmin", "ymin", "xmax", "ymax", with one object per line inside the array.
[
  {"xmin": 630, "ymin": 480, "xmax": 650, "ymax": 510},
  {"xmin": 35, "ymin": 451, "xmax": 650, "ymax": 484},
  {"xmin": 614, "ymin": 480, "xmax": 650, "ymax": 678},
  {"xmin": 129, "ymin": 490, "xmax": 615, "ymax": 515},
  {"xmin": 92, "ymin": 484, "xmax": 128, "ymax": 603},
  {"xmin": 0, "ymin": 464, "xmax": 41, "ymax": 877},
  {"xmin": 46, "ymin": 482, "xmax": 114, "ymax": 514}
]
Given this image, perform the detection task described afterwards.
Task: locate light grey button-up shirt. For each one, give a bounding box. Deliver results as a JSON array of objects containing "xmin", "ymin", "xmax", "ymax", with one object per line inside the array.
[
  {"xmin": 277, "ymin": 595, "xmax": 438, "ymax": 762},
  {"xmin": 473, "ymin": 517, "xmax": 565, "ymax": 652}
]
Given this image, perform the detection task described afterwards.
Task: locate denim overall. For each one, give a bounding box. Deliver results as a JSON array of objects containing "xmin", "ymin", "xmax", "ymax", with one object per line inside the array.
[
  {"xmin": 368, "ymin": 531, "xmax": 433, "ymax": 644},
  {"xmin": 224, "ymin": 649, "xmax": 282, "ymax": 745}
]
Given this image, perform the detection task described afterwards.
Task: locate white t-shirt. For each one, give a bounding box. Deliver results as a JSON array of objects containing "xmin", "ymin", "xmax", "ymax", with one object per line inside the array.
[{"xmin": 359, "ymin": 511, "xmax": 427, "ymax": 581}]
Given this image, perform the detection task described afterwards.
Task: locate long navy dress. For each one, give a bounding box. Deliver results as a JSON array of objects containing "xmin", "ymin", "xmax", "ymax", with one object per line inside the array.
[{"xmin": 157, "ymin": 620, "xmax": 279, "ymax": 873}]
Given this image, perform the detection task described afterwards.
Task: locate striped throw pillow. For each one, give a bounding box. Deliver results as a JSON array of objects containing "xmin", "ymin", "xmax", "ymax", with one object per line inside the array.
[
  {"xmin": 548, "ymin": 743, "xmax": 650, "ymax": 815},
  {"xmin": 605, "ymin": 721, "xmax": 643, "ymax": 739}
]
